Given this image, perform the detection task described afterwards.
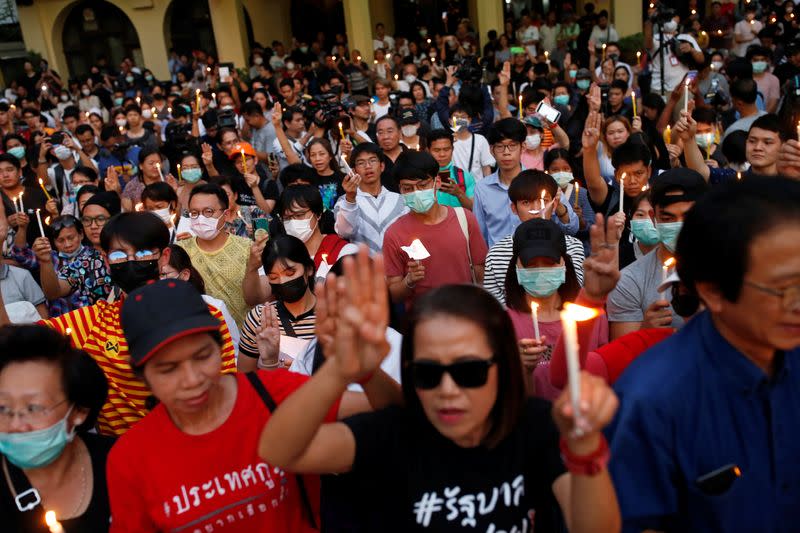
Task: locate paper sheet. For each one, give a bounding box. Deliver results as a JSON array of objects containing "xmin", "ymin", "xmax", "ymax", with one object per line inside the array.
[{"xmin": 401, "ymin": 239, "xmax": 430, "ymax": 260}]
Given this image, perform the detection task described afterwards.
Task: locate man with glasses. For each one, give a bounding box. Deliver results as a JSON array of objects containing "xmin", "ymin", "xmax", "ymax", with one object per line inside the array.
[
  {"xmin": 608, "ymin": 177, "xmax": 800, "ymax": 531},
  {"xmin": 41, "ymin": 211, "xmax": 237, "ymax": 435},
  {"xmin": 334, "ymin": 143, "xmax": 408, "ymax": 254},
  {"xmin": 178, "ymin": 183, "xmax": 251, "ymax": 326},
  {"xmin": 383, "ymin": 150, "xmax": 487, "ymax": 307}
]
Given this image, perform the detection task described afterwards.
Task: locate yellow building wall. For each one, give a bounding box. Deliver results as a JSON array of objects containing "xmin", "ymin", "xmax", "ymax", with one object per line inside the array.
[
  {"xmin": 343, "ymin": 0, "xmax": 373, "ymax": 61},
  {"xmin": 468, "ymin": 0, "xmax": 504, "ymax": 49},
  {"xmin": 243, "ymin": 0, "xmax": 292, "ymax": 49},
  {"xmin": 369, "ymin": 0, "xmax": 394, "ymax": 37}
]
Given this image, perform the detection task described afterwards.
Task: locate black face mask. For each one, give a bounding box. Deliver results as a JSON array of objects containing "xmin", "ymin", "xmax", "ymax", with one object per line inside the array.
[
  {"xmin": 671, "ymin": 286, "xmax": 700, "ymax": 318},
  {"xmin": 269, "ymin": 275, "xmax": 308, "ymax": 303},
  {"xmin": 110, "ymin": 260, "xmax": 159, "ymax": 294}
]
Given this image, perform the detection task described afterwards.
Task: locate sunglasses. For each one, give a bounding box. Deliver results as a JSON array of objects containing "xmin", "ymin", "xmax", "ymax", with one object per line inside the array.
[
  {"xmin": 50, "ymin": 216, "xmax": 79, "ymax": 233},
  {"xmin": 410, "ymin": 357, "xmax": 496, "ymax": 390}
]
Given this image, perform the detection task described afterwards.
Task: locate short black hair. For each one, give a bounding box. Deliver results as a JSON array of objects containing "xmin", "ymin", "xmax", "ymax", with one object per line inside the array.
[
  {"xmin": 142, "ymin": 182, "xmax": 178, "ymax": 206},
  {"xmin": 0, "ymin": 325, "xmax": 108, "ymax": 433},
  {"xmin": 508, "ymin": 169, "xmax": 558, "ymax": 203},
  {"xmin": 281, "ymin": 106, "xmax": 303, "ymax": 126},
  {"xmin": 62, "ymin": 105, "xmax": 80, "ymax": 120},
  {"xmin": 123, "ymin": 104, "xmax": 142, "ymax": 115},
  {"xmin": 487, "ymin": 117, "xmax": 527, "ymax": 145},
  {"xmin": 72, "ymin": 166, "xmax": 98, "ymax": 182},
  {"xmin": 375, "ymin": 114, "xmax": 400, "ymax": 130},
  {"xmin": 749, "ymin": 113, "xmax": 782, "ymax": 139},
  {"xmin": 188, "ymin": 182, "xmax": 229, "ymax": 209},
  {"xmin": 727, "ymin": 60, "xmax": 754, "ymax": 83},
  {"xmin": 721, "ymin": 130, "xmax": 748, "ymax": 165},
  {"xmin": 279, "ymin": 78, "xmax": 293, "ymax": 90},
  {"xmin": 612, "ymin": 140, "xmax": 652, "ymax": 169},
  {"xmin": 0, "ymin": 152, "xmax": 21, "ymax": 171},
  {"xmin": 75, "ymin": 124, "xmax": 94, "ymax": 137},
  {"xmin": 692, "ymin": 107, "xmax": 717, "ymax": 125},
  {"xmin": 100, "ymin": 125, "xmax": 122, "ymax": 142},
  {"xmin": 138, "ymin": 146, "xmax": 162, "ymax": 165},
  {"xmin": 261, "ymin": 234, "xmax": 315, "ymax": 278},
  {"xmin": 543, "ymin": 148, "xmax": 574, "ymax": 171},
  {"xmin": 427, "ymin": 128, "xmax": 454, "ymax": 145},
  {"xmin": 746, "ymin": 45, "xmax": 771, "ymax": 62},
  {"xmin": 242, "ymin": 100, "xmax": 263, "ymax": 116},
  {"xmin": 100, "ymin": 212, "xmax": 170, "ymax": 253},
  {"xmin": 392, "ymin": 150, "xmax": 438, "ymax": 182},
  {"xmin": 610, "ymin": 79, "xmax": 628, "ymax": 92},
  {"xmin": 280, "ymin": 184, "xmax": 323, "ymax": 216},
  {"xmin": 350, "ymin": 141, "xmax": 382, "ymax": 162},
  {"xmin": 677, "ymin": 177, "xmax": 800, "ymax": 303},
  {"xmin": 279, "ymin": 163, "xmax": 316, "ymax": 188}
]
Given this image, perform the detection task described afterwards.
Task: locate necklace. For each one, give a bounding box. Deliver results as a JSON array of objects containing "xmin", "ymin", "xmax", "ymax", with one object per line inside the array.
[{"xmin": 67, "ymin": 442, "xmax": 87, "ymax": 519}]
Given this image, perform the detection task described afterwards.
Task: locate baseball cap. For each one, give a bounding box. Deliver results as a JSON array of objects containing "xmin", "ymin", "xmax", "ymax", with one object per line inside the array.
[
  {"xmin": 523, "ymin": 115, "xmax": 544, "ymax": 129},
  {"xmin": 513, "ymin": 219, "xmax": 566, "ymax": 265},
  {"xmin": 228, "ymin": 141, "xmax": 257, "ymax": 160},
  {"xmin": 650, "ymin": 168, "xmax": 708, "ymax": 208},
  {"xmin": 576, "ymin": 68, "xmax": 592, "ymax": 79},
  {"xmin": 0, "ymin": 102, "xmax": 9, "ymax": 112},
  {"xmin": 399, "ymin": 108, "xmax": 420, "ymax": 125},
  {"xmin": 121, "ymin": 279, "xmax": 221, "ymax": 367},
  {"xmin": 351, "ymin": 94, "xmax": 371, "ymax": 106}
]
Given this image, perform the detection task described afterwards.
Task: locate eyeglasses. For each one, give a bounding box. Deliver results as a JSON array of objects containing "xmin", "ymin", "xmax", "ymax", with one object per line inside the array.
[
  {"xmin": 398, "ymin": 178, "xmax": 434, "ymax": 195},
  {"xmin": 160, "ymin": 270, "xmax": 180, "ymax": 280},
  {"xmin": 354, "ymin": 157, "xmax": 380, "ymax": 168},
  {"xmin": 0, "ymin": 399, "xmax": 68, "ymax": 427},
  {"xmin": 743, "ymin": 281, "xmax": 800, "ymax": 311},
  {"xmin": 282, "ymin": 209, "xmax": 312, "ymax": 221},
  {"xmin": 494, "ymin": 142, "xmax": 520, "ymax": 154},
  {"xmin": 409, "ymin": 357, "xmax": 496, "ymax": 390},
  {"xmin": 80, "ymin": 215, "xmax": 110, "ymax": 227},
  {"xmin": 107, "ymin": 249, "xmax": 160, "ymax": 265},
  {"xmin": 187, "ymin": 208, "xmax": 224, "ymax": 219}
]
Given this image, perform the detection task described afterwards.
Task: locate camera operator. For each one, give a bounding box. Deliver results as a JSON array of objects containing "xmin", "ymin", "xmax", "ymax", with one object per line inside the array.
[
  {"xmin": 95, "ymin": 125, "xmax": 138, "ymax": 189},
  {"xmin": 694, "ymin": 52, "xmax": 730, "ymax": 111},
  {"xmin": 434, "ymin": 62, "xmax": 494, "ymax": 137},
  {"xmin": 347, "ymin": 95, "xmax": 376, "ymax": 141},
  {"xmin": 644, "ymin": 11, "xmax": 705, "ymax": 98}
]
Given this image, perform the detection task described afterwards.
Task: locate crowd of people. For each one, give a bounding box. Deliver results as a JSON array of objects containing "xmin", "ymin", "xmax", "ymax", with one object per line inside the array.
[{"xmin": 1, "ymin": 0, "xmax": 800, "ymax": 531}]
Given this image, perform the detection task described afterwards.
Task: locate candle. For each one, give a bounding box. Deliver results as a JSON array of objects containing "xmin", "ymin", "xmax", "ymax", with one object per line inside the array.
[
  {"xmin": 195, "ymin": 89, "xmax": 201, "ymax": 111},
  {"xmin": 664, "ymin": 125, "xmax": 671, "ymax": 144},
  {"xmin": 394, "ymin": 74, "xmax": 399, "ymax": 80},
  {"xmin": 796, "ymin": 120, "xmax": 800, "ymax": 141},
  {"xmin": 338, "ymin": 121, "xmax": 345, "ymax": 139},
  {"xmin": 601, "ymin": 43, "xmax": 607, "ymax": 62},
  {"xmin": 632, "ymin": 91, "xmax": 637, "ymax": 117},
  {"xmin": 168, "ymin": 106, "xmax": 172, "ymax": 115},
  {"xmin": 452, "ymin": 116, "xmax": 457, "ymax": 129},
  {"xmin": 642, "ymin": 184, "xmax": 650, "ymax": 191},
  {"xmin": 737, "ymin": 171, "xmax": 742, "ymax": 180},
  {"xmin": 544, "ymin": 51, "xmax": 550, "ymax": 64},
  {"xmin": 573, "ymin": 183, "xmax": 580, "ymax": 208},
  {"xmin": 321, "ymin": 253, "xmax": 329, "ymax": 265},
  {"xmin": 45, "ymin": 511, "xmax": 64, "ymax": 533},
  {"xmin": 35, "ymin": 209, "xmax": 45, "ymax": 237},
  {"xmin": 683, "ymin": 78, "xmax": 690, "ymax": 114},
  {"xmin": 560, "ymin": 303, "xmax": 600, "ymax": 436},
  {"xmin": 212, "ymin": 92, "xmax": 217, "ymax": 106},
  {"xmin": 530, "ymin": 302, "xmax": 541, "ymax": 341},
  {"xmin": 374, "ymin": 59, "xmax": 378, "ymax": 65},
  {"xmin": 691, "ymin": 9, "xmax": 696, "ymax": 15},
  {"xmin": 357, "ymin": 55, "xmax": 362, "ymax": 62},
  {"xmin": 661, "ymin": 258, "xmax": 676, "ymax": 298},
  {"xmin": 512, "ymin": 82, "xmax": 517, "ymax": 98},
  {"xmin": 177, "ymin": 163, "xmax": 182, "ymax": 181},
  {"xmin": 135, "ymin": 202, "xmax": 143, "ymax": 212},
  {"xmin": 539, "ymin": 190, "xmax": 546, "ymax": 219},
  {"xmin": 636, "ymin": 50, "xmax": 642, "ymax": 64},
  {"xmin": 135, "ymin": 96, "xmax": 141, "ymax": 105},
  {"xmin": 38, "ymin": 178, "xmax": 52, "ymax": 200},
  {"xmin": 118, "ymin": 125, "xmax": 124, "ymax": 134},
  {"xmin": 240, "ymin": 149, "xmax": 247, "ymax": 173},
  {"xmin": 619, "ymin": 173, "xmax": 626, "ymax": 213},
  {"xmin": 84, "ymin": 111, "xmax": 90, "ymax": 119},
  {"xmin": 717, "ymin": 29, "xmax": 723, "ymax": 35},
  {"xmin": 705, "ymin": 133, "xmax": 713, "ymax": 160},
  {"xmin": 17, "ymin": 191, "xmax": 24, "ymax": 213},
  {"xmin": 156, "ymin": 162, "xmax": 163, "ymax": 181},
  {"xmin": 518, "ymin": 94, "xmax": 523, "ymax": 119}
]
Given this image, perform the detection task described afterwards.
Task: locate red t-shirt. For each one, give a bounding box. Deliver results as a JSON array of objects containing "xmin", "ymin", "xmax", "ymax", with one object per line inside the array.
[
  {"xmin": 313, "ymin": 234, "xmax": 349, "ymax": 269},
  {"xmin": 106, "ymin": 370, "xmax": 339, "ymax": 533},
  {"xmin": 383, "ymin": 207, "xmax": 488, "ymax": 305}
]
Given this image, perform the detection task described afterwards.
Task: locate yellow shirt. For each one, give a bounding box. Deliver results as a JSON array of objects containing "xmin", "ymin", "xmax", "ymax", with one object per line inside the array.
[{"xmin": 179, "ymin": 235, "xmax": 252, "ymax": 327}]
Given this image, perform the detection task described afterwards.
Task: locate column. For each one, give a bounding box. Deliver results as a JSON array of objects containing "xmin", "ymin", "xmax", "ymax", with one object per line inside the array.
[
  {"xmin": 208, "ymin": 0, "xmax": 249, "ymax": 68},
  {"xmin": 127, "ymin": 3, "xmax": 171, "ymax": 80},
  {"xmin": 369, "ymin": 0, "xmax": 394, "ymax": 37},
  {"xmin": 343, "ymin": 0, "xmax": 374, "ymax": 61},
  {"xmin": 244, "ymin": 0, "xmax": 292, "ymax": 49},
  {"xmin": 16, "ymin": 0, "xmax": 71, "ymax": 79},
  {"xmin": 470, "ymin": 0, "xmax": 504, "ymax": 49},
  {"xmin": 613, "ymin": 0, "xmax": 642, "ymax": 38}
]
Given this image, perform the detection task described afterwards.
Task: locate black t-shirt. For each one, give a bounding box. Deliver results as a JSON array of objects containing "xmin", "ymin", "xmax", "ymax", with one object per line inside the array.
[
  {"xmin": 231, "ymin": 169, "xmax": 278, "ymax": 207},
  {"xmin": 340, "ymin": 399, "xmax": 566, "ymax": 532},
  {"xmin": 1, "ymin": 432, "xmax": 115, "ymax": 533},
  {"xmin": 588, "ymin": 181, "xmax": 637, "ymax": 269}
]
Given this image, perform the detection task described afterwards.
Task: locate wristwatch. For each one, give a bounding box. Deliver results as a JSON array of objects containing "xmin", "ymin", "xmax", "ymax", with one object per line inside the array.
[{"xmin": 559, "ymin": 435, "xmax": 610, "ymax": 476}]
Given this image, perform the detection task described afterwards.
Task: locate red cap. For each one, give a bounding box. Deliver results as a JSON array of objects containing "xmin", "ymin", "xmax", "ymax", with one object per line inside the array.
[{"xmin": 228, "ymin": 142, "xmax": 257, "ymax": 160}]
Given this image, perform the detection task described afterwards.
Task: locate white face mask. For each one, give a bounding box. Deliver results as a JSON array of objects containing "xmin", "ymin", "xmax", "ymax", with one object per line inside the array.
[
  {"xmin": 53, "ymin": 145, "xmax": 73, "ymax": 161},
  {"xmin": 286, "ymin": 62, "xmax": 296, "ymax": 71},
  {"xmin": 190, "ymin": 214, "xmax": 222, "ymax": 240},
  {"xmin": 711, "ymin": 61, "xmax": 723, "ymax": 71},
  {"xmin": 142, "ymin": 108, "xmax": 153, "ymax": 119},
  {"xmin": 60, "ymin": 94, "xmax": 69, "ymax": 102},
  {"xmin": 115, "ymin": 119, "xmax": 127, "ymax": 128},
  {"xmin": 525, "ymin": 134, "xmax": 541, "ymax": 149},
  {"xmin": 152, "ymin": 207, "xmax": 172, "ymax": 225},
  {"xmin": 404, "ymin": 74, "xmax": 416, "ymax": 84},
  {"xmin": 253, "ymin": 56, "xmax": 264, "ymax": 65},
  {"xmin": 284, "ymin": 217, "xmax": 316, "ymax": 242},
  {"xmin": 81, "ymin": 89, "xmax": 91, "ymax": 96},
  {"xmin": 401, "ymin": 125, "xmax": 419, "ymax": 137},
  {"xmin": 550, "ymin": 171, "xmax": 574, "ymax": 188}
]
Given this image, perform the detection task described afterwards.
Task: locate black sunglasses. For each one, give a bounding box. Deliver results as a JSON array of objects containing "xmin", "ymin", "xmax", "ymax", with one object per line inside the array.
[
  {"xmin": 50, "ymin": 216, "xmax": 80, "ymax": 233},
  {"xmin": 410, "ymin": 357, "xmax": 496, "ymax": 390}
]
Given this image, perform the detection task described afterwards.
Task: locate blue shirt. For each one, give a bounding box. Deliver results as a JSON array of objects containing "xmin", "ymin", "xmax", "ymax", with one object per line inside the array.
[
  {"xmin": 607, "ymin": 311, "xmax": 800, "ymax": 532},
  {"xmin": 473, "ymin": 170, "xmax": 579, "ymax": 247}
]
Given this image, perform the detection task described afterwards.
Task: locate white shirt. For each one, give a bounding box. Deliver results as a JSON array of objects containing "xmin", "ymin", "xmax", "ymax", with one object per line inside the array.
[
  {"xmin": 648, "ymin": 33, "xmax": 701, "ymax": 95},
  {"xmin": 372, "ymin": 101, "xmax": 391, "ymax": 121},
  {"xmin": 333, "ymin": 186, "xmax": 409, "ymax": 253},
  {"xmin": 733, "ymin": 20, "xmax": 762, "ymax": 57},
  {"xmin": 202, "ymin": 295, "xmax": 241, "ymax": 358},
  {"xmin": 517, "ymin": 25, "xmax": 540, "ymax": 57},
  {"xmin": 589, "ymin": 25, "xmax": 620, "ymax": 46},
  {"xmin": 453, "ymin": 133, "xmax": 495, "ymax": 179},
  {"xmin": 373, "ymin": 35, "xmax": 395, "ymax": 52}
]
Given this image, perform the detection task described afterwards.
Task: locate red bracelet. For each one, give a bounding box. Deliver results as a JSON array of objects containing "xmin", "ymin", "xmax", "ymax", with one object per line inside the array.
[
  {"xmin": 356, "ymin": 371, "xmax": 376, "ymax": 385},
  {"xmin": 559, "ymin": 434, "xmax": 610, "ymax": 476}
]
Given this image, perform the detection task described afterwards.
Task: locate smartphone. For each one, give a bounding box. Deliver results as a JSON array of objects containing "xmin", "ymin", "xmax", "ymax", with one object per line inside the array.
[
  {"xmin": 695, "ymin": 464, "xmax": 741, "ymax": 495},
  {"xmin": 510, "ymin": 46, "xmax": 526, "ymax": 55},
  {"xmin": 686, "ymin": 70, "xmax": 699, "ymax": 83},
  {"xmin": 252, "ymin": 218, "xmax": 270, "ymax": 240},
  {"xmin": 442, "ymin": 10, "xmax": 447, "ymax": 19},
  {"xmin": 437, "ymin": 169, "xmax": 451, "ymax": 183},
  {"xmin": 219, "ymin": 62, "xmax": 234, "ymax": 82},
  {"xmin": 49, "ymin": 132, "xmax": 64, "ymax": 145},
  {"xmin": 535, "ymin": 101, "xmax": 561, "ymax": 124}
]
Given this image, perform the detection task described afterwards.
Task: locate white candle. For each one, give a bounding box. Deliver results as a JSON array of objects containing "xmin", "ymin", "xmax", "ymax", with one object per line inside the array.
[
  {"xmin": 619, "ymin": 173, "xmax": 626, "ymax": 213},
  {"xmin": 35, "ymin": 208, "xmax": 45, "ymax": 237},
  {"xmin": 539, "ymin": 190, "xmax": 546, "ymax": 219},
  {"xmin": 684, "ymin": 78, "xmax": 690, "ymax": 114},
  {"xmin": 560, "ymin": 303, "xmax": 600, "ymax": 436},
  {"xmin": 796, "ymin": 121, "xmax": 800, "ymax": 141},
  {"xmin": 530, "ymin": 302, "xmax": 540, "ymax": 341},
  {"xmin": 45, "ymin": 511, "xmax": 64, "ymax": 533},
  {"xmin": 661, "ymin": 257, "xmax": 676, "ymax": 298},
  {"xmin": 156, "ymin": 162, "xmax": 164, "ymax": 182}
]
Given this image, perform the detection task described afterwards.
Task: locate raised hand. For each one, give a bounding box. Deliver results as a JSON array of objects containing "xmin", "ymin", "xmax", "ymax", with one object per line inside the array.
[
  {"xmin": 45, "ymin": 198, "xmax": 59, "ymax": 217},
  {"xmin": 201, "ymin": 142, "xmax": 214, "ymax": 168},
  {"xmin": 32, "ymin": 237, "xmax": 53, "ymax": 264},
  {"xmin": 313, "ymin": 275, "xmax": 338, "ymax": 358},
  {"xmin": 587, "ymin": 85, "xmax": 601, "ymax": 113},
  {"xmin": 105, "ymin": 166, "xmax": 122, "ymax": 195},
  {"xmin": 498, "ymin": 61, "xmax": 511, "ymax": 87},
  {"xmin": 271, "ymin": 103, "xmax": 283, "ymax": 129},
  {"xmin": 342, "ymin": 172, "xmax": 361, "ymax": 202},
  {"xmin": 583, "ymin": 213, "xmax": 621, "ymax": 301},
  {"xmin": 582, "ymin": 111, "xmax": 602, "ymax": 150},
  {"xmin": 255, "ymin": 303, "xmax": 281, "ymax": 367}
]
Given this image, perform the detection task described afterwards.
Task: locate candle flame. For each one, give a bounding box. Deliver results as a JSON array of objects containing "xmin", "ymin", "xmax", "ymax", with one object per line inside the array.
[
  {"xmin": 196, "ymin": 88, "xmax": 200, "ymax": 95},
  {"xmin": 45, "ymin": 216, "xmax": 50, "ymax": 225},
  {"xmin": 374, "ymin": 59, "xmax": 378, "ymax": 64},
  {"xmin": 540, "ymin": 190, "xmax": 546, "ymax": 200},
  {"xmin": 65, "ymin": 327, "xmax": 72, "ymax": 335},
  {"xmin": 170, "ymin": 214, "xmax": 176, "ymax": 226},
  {"xmin": 135, "ymin": 203, "xmax": 143, "ymax": 212},
  {"xmin": 562, "ymin": 303, "xmax": 601, "ymax": 321},
  {"xmin": 641, "ymin": 185, "xmax": 649, "ymax": 191},
  {"xmin": 663, "ymin": 257, "xmax": 676, "ymax": 269},
  {"xmin": 45, "ymin": 511, "xmax": 59, "ymax": 527},
  {"xmin": 357, "ymin": 55, "xmax": 362, "ymax": 61},
  {"xmin": 530, "ymin": 302, "xmax": 539, "ymax": 312},
  {"xmin": 322, "ymin": 253, "xmax": 329, "ymax": 263}
]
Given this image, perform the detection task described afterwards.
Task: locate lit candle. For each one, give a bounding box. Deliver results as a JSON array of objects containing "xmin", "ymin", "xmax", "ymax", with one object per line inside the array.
[
  {"xmin": 41, "ymin": 84, "xmax": 47, "ymax": 93},
  {"xmin": 35, "ymin": 208, "xmax": 45, "ymax": 237},
  {"xmin": 156, "ymin": 162, "xmax": 163, "ymax": 181},
  {"xmin": 17, "ymin": 191, "xmax": 24, "ymax": 213},
  {"xmin": 632, "ymin": 90, "xmax": 637, "ymax": 117},
  {"xmin": 691, "ymin": 9, "xmax": 696, "ymax": 15},
  {"xmin": 167, "ymin": 106, "xmax": 172, "ymax": 115},
  {"xmin": 544, "ymin": 51, "xmax": 550, "ymax": 64},
  {"xmin": 38, "ymin": 178, "xmax": 52, "ymax": 200},
  {"xmin": 539, "ymin": 190, "xmax": 546, "ymax": 219},
  {"xmin": 796, "ymin": 120, "xmax": 800, "ymax": 141},
  {"xmin": 601, "ymin": 43, "xmax": 607, "ymax": 62},
  {"xmin": 737, "ymin": 171, "xmax": 742, "ymax": 180},
  {"xmin": 661, "ymin": 258, "xmax": 676, "ymax": 298},
  {"xmin": 452, "ymin": 116, "xmax": 457, "ymax": 129},
  {"xmin": 518, "ymin": 94, "xmax": 523, "ymax": 119},
  {"xmin": 338, "ymin": 121, "xmax": 345, "ymax": 139},
  {"xmin": 45, "ymin": 511, "xmax": 64, "ymax": 533},
  {"xmin": 530, "ymin": 302, "xmax": 540, "ymax": 341},
  {"xmin": 212, "ymin": 92, "xmax": 217, "ymax": 106},
  {"xmin": 664, "ymin": 125, "xmax": 671, "ymax": 144},
  {"xmin": 177, "ymin": 163, "xmax": 182, "ymax": 181},
  {"xmin": 717, "ymin": 29, "xmax": 723, "ymax": 35},
  {"xmin": 357, "ymin": 55, "xmax": 362, "ymax": 62},
  {"xmin": 705, "ymin": 133, "xmax": 713, "ymax": 160},
  {"xmin": 118, "ymin": 125, "xmax": 124, "ymax": 134},
  {"xmin": 394, "ymin": 74, "xmax": 399, "ymax": 81},
  {"xmin": 135, "ymin": 202, "xmax": 143, "ymax": 212},
  {"xmin": 636, "ymin": 50, "xmax": 642, "ymax": 64},
  {"xmin": 240, "ymin": 149, "xmax": 247, "ymax": 173},
  {"xmin": 683, "ymin": 78, "xmax": 690, "ymax": 114},
  {"xmin": 619, "ymin": 173, "xmax": 626, "ymax": 213},
  {"xmin": 135, "ymin": 96, "xmax": 141, "ymax": 105},
  {"xmin": 195, "ymin": 89, "xmax": 201, "ymax": 111},
  {"xmin": 45, "ymin": 216, "xmax": 50, "ymax": 225},
  {"xmin": 573, "ymin": 183, "xmax": 580, "ymax": 208},
  {"xmin": 560, "ymin": 303, "xmax": 600, "ymax": 436},
  {"xmin": 373, "ymin": 59, "xmax": 378, "ymax": 65},
  {"xmin": 84, "ymin": 111, "xmax": 90, "ymax": 119}
]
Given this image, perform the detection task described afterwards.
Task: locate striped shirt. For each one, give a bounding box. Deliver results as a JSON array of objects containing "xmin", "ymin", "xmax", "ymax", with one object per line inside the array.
[
  {"xmin": 483, "ymin": 234, "xmax": 586, "ymax": 305},
  {"xmin": 239, "ymin": 300, "xmax": 316, "ymax": 359},
  {"xmin": 42, "ymin": 300, "xmax": 237, "ymax": 435},
  {"xmin": 333, "ymin": 186, "xmax": 408, "ymax": 254}
]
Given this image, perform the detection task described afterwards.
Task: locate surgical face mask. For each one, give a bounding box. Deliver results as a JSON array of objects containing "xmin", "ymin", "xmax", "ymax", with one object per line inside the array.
[
  {"xmin": 402, "ymin": 188, "xmax": 437, "ymax": 213},
  {"xmin": 81, "ymin": 88, "xmax": 91, "ymax": 96},
  {"xmin": 401, "ymin": 125, "xmax": 419, "ymax": 137},
  {"xmin": 576, "ymin": 79, "xmax": 591, "ymax": 90},
  {"xmin": 663, "ymin": 20, "xmax": 678, "ymax": 33},
  {"xmin": 7, "ymin": 146, "xmax": 25, "ymax": 160},
  {"xmin": 751, "ymin": 61, "xmax": 768, "ymax": 74},
  {"xmin": 630, "ymin": 218, "xmax": 661, "ymax": 246},
  {"xmin": 145, "ymin": 74, "xmax": 154, "ymax": 82},
  {"xmin": 420, "ymin": 29, "xmax": 428, "ymax": 37},
  {"xmin": 550, "ymin": 171, "xmax": 574, "ymax": 188},
  {"xmin": 60, "ymin": 94, "xmax": 69, "ymax": 102},
  {"xmin": 404, "ymin": 74, "xmax": 417, "ymax": 84},
  {"xmin": 115, "ymin": 118, "xmax": 127, "ymax": 128},
  {"xmin": 515, "ymin": 266, "xmax": 566, "ymax": 298},
  {"xmin": 254, "ymin": 56, "xmax": 264, "ymax": 65},
  {"xmin": 568, "ymin": 69, "xmax": 577, "ymax": 78},
  {"xmin": 53, "ymin": 145, "xmax": 73, "ymax": 161},
  {"xmin": 656, "ymin": 221, "xmax": 683, "ymax": 252},
  {"xmin": 270, "ymin": 275, "xmax": 309, "ymax": 303},
  {"xmin": 142, "ymin": 108, "xmax": 153, "ymax": 119},
  {"xmin": 711, "ymin": 61, "xmax": 723, "ymax": 71},
  {"xmin": 191, "ymin": 214, "xmax": 223, "ymax": 241},
  {"xmin": 695, "ymin": 134, "xmax": 713, "ymax": 148},
  {"xmin": 286, "ymin": 61, "xmax": 296, "ymax": 71},
  {"xmin": 182, "ymin": 167, "xmax": 203, "ymax": 183},
  {"xmin": 553, "ymin": 94, "xmax": 570, "ymax": 106},
  {"xmin": 525, "ymin": 134, "xmax": 541, "ymax": 149},
  {"xmin": 59, "ymin": 246, "xmax": 83, "ymax": 260},
  {"xmin": 300, "ymin": 46, "xmax": 309, "ymax": 53},
  {"xmin": 284, "ymin": 217, "xmax": 317, "ymax": 242},
  {"xmin": 113, "ymin": 97, "xmax": 124, "ymax": 106},
  {"xmin": 454, "ymin": 118, "xmax": 470, "ymax": 130},
  {"xmin": 152, "ymin": 207, "xmax": 173, "ymax": 225},
  {"xmin": 0, "ymin": 406, "xmax": 75, "ymax": 469},
  {"xmin": 110, "ymin": 260, "xmax": 160, "ymax": 293}
]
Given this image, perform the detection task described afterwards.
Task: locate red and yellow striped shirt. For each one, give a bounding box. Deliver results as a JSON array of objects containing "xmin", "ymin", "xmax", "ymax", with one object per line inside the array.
[{"xmin": 42, "ymin": 300, "xmax": 237, "ymax": 436}]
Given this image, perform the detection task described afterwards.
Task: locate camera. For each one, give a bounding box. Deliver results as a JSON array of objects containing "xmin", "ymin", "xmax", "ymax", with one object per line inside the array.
[
  {"xmin": 217, "ymin": 108, "xmax": 237, "ymax": 129},
  {"xmin": 304, "ymin": 93, "xmax": 345, "ymax": 128},
  {"xmin": 164, "ymin": 122, "xmax": 197, "ymax": 154},
  {"xmin": 455, "ymin": 56, "xmax": 483, "ymax": 84},
  {"xmin": 649, "ymin": 4, "xmax": 678, "ymax": 26}
]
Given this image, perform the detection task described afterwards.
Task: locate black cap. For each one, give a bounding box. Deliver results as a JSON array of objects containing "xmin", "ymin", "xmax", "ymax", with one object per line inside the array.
[
  {"xmin": 0, "ymin": 102, "xmax": 9, "ymax": 112},
  {"xmin": 399, "ymin": 108, "xmax": 419, "ymax": 125},
  {"xmin": 122, "ymin": 279, "xmax": 221, "ymax": 367},
  {"xmin": 650, "ymin": 168, "xmax": 708, "ymax": 208},
  {"xmin": 82, "ymin": 191, "xmax": 121, "ymax": 217},
  {"xmin": 513, "ymin": 219, "xmax": 566, "ymax": 265},
  {"xmin": 351, "ymin": 94, "xmax": 371, "ymax": 106}
]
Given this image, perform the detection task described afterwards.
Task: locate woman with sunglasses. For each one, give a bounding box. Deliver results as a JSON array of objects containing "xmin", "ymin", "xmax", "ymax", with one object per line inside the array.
[{"xmin": 259, "ymin": 248, "xmax": 621, "ymax": 532}]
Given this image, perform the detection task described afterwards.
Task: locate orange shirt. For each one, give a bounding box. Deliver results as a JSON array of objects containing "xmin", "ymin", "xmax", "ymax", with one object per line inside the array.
[{"xmin": 42, "ymin": 299, "xmax": 237, "ymax": 435}]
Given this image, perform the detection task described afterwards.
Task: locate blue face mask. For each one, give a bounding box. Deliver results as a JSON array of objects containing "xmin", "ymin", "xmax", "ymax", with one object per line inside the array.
[
  {"xmin": 576, "ymin": 79, "xmax": 591, "ymax": 90},
  {"xmin": 7, "ymin": 146, "xmax": 25, "ymax": 160},
  {"xmin": 550, "ymin": 171, "xmax": 573, "ymax": 188},
  {"xmin": 630, "ymin": 218, "xmax": 661, "ymax": 246},
  {"xmin": 751, "ymin": 61, "xmax": 768, "ymax": 74},
  {"xmin": 516, "ymin": 266, "xmax": 566, "ymax": 298},
  {"xmin": 553, "ymin": 94, "xmax": 570, "ymax": 106},
  {"xmin": 0, "ymin": 406, "xmax": 75, "ymax": 469},
  {"xmin": 181, "ymin": 167, "xmax": 203, "ymax": 183},
  {"xmin": 568, "ymin": 69, "xmax": 578, "ymax": 78},
  {"xmin": 656, "ymin": 221, "xmax": 683, "ymax": 252},
  {"xmin": 113, "ymin": 97, "xmax": 124, "ymax": 106},
  {"xmin": 402, "ymin": 188, "xmax": 437, "ymax": 213}
]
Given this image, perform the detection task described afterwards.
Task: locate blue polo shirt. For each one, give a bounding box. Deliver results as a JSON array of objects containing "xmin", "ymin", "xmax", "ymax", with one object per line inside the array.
[
  {"xmin": 473, "ymin": 170, "xmax": 579, "ymax": 247},
  {"xmin": 607, "ymin": 311, "xmax": 800, "ymax": 532}
]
